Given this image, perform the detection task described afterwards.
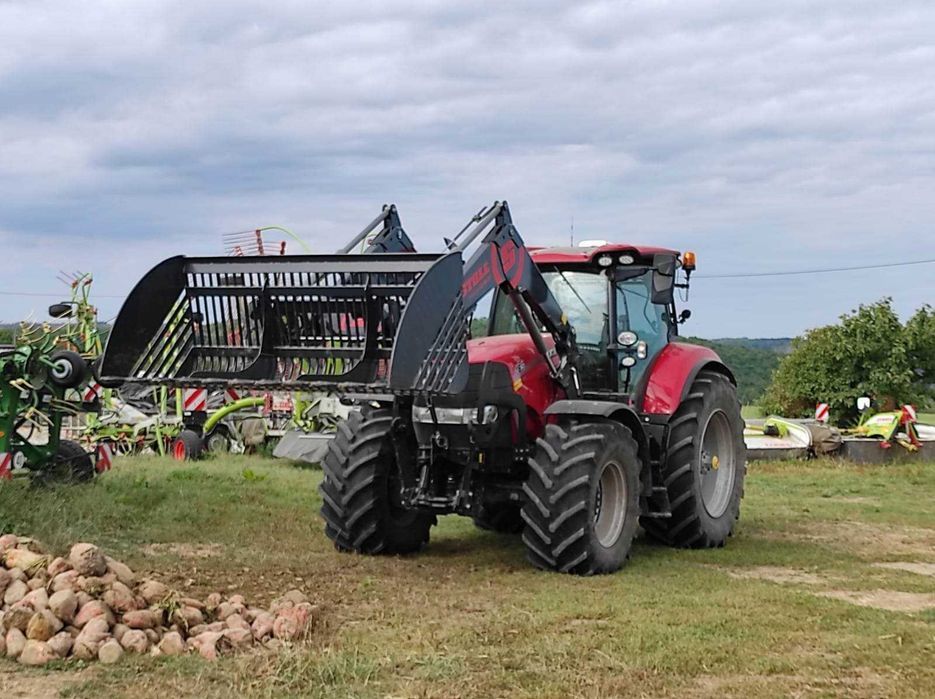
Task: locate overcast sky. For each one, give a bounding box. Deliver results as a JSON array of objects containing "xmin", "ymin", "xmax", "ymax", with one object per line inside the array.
[{"xmin": 2, "ymin": 1, "xmax": 933, "ymax": 337}]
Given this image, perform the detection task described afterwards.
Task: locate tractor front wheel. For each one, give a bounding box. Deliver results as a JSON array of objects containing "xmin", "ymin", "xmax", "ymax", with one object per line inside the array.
[
  {"xmin": 320, "ymin": 409, "xmax": 435, "ymax": 555},
  {"xmin": 171, "ymin": 430, "xmax": 204, "ymax": 461},
  {"xmin": 642, "ymin": 370, "xmax": 746, "ymax": 548},
  {"xmin": 521, "ymin": 422, "xmax": 641, "ymax": 575}
]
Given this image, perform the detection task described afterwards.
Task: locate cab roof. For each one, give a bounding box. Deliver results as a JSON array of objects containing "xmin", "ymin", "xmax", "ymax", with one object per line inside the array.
[{"xmin": 528, "ymin": 243, "xmax": 680, "ymax": 266}]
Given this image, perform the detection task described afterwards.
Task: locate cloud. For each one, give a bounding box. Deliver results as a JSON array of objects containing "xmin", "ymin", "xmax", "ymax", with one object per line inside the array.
[{"xmin": 1, "ymin": 0, "xmax": 933, "ymax": 335}]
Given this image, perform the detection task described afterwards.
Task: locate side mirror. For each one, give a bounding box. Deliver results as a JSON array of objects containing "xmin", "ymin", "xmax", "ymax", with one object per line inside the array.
[
  {"xmin": 48, "ymin": 303, "xmax": 73, "ymax": 318},
  {"xmin": 678, "ymin": 309, "xmax": 692, "ymax": 324},
  {"xmin": 651, "ymin": 254, "xmax": 676, "ymax": 305}
]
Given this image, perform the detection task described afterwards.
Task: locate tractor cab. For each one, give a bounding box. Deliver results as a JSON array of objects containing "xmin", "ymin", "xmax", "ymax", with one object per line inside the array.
[{"xmin": 474, "ymin": 242, "xmax": 689, "ymax": 398}]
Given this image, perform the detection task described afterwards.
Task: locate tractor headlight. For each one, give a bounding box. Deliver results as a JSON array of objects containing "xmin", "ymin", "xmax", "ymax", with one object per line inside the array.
[
  {"xmin": 476, "ymin": 406, "xmax": 499, "ymax": 424},
  {"xmin": 597, "ymin": 255, "xmax": 613, "ymax": 267},
  {"xmin": 617, "ymin": 331, "xmax": 638, "ymax": 347},
  {"xmin": 618, "ymin": 254, "xmax": 635, "ymax": 265},
  {"xmin": 636, "ymin": 341, "xmax": 648, "ymax": 359},
  {"xmin": 621, "ymin": 356, "xmax": 637, "ymax": 368}
]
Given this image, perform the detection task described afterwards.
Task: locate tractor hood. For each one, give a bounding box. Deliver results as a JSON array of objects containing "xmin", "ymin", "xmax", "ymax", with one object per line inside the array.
[
  {"xmin": 466, "ymin": 334, "xmax": 562, "ymax": 422},
  {"xmin": 467, "ymin": 334, "xmax": 554, "ymax": 381}
]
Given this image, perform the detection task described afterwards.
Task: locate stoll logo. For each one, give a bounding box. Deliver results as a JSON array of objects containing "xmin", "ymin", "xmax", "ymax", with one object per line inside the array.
[{"xmin": 462, "ymin": 261, "xmax": 491, "ymax": 296}]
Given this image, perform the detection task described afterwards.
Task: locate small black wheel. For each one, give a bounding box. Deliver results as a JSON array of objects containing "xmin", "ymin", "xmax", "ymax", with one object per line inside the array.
[
  {"xmin": 473, "ymin": 503, "xmax": 524, "ymax": 534},
  {"xmin": 640, "ymin": 371, "xmax": 746, "ymax": 548},
  {"xmin": 36, "ymin": 439, "xmax": 95, "ymax": 485},
  {"xmin": 320, "ymin": 409, "xmax": 435, "ymax": 554},
  {"xmin": 48, "ymin": 350, "xmax": 88, "ymax": 389},
  {"xmin": 522, "ymin": 421, "xmax": 641, "ymax": 575},
  {"xmin": 204, "ymin": 426, "xmax": 232, "ymax": 454},
  {"xmin": 171, "ymin": 430, "xmax": 204, "ymax": 461}
]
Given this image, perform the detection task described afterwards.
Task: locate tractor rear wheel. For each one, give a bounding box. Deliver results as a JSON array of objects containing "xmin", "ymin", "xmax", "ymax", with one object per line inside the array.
[
  {"xmin": 320, "ymin": 409, "xmax": 435, "ymax": 555},
  {"xmin": 521, "ymin": 422, "xmax": 641, "ymax": 575},
  {"xmin": 641, "ymin": 370, "xmax": 746, "ymax": 548}
]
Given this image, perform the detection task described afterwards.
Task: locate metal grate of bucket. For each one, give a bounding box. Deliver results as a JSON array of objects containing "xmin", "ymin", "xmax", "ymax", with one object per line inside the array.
[{"xmin": 101, "ymin": 253, "xmax": 467, "ymax": 394}]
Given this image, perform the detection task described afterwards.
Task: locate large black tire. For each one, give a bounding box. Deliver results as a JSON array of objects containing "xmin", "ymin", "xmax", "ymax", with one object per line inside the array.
[
  {"xmin": 48, "ymin": 350, "xmax": 88, "ymax": 389},
  {"xmin": 320, "ymin": 409, "xmax": 435, "ymax": 555},
  {"xmin": 473, "ymin": 503, "xmax": 524, "ymax": 534},
  {"xmin": 37, "ymin": 439, "xmax": 95, "ymax": 485},
  {"xmin": 171, "ymin": 430, "xmax": 204, "ymax": 461},
  {"xmin": 521, "ymin": 422, "xmax": 641, "ymax": 575},
  {"xmin": 641, "ymin": 370, "xmax": 746, "ymax": 548}
]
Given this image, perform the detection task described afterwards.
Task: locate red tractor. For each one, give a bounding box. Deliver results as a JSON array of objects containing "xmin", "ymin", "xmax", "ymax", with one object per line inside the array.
[{"xmin": 99, "ymin": 201, "xmax": 745, "ymax": 574}]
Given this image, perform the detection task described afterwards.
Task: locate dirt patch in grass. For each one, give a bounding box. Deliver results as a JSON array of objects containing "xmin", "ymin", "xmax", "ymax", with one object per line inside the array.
[
  {"xmin": 816, "ymin": 589, "xmax": 935, "ymax": 613},
  {"xmin": 0, "ymin": 666, "xmax": 91, "ymax": 697},
  {"xmin": 832, "ymin": 496, "xmax": 882, "ymax": 506},
  {"xmin": 725, "ymin": 565, "xmax": 825, "ymax": 585},
  {"xmin": 770, "ymin": 521, "xmax": 935, "ymax": 559},
  {"xmin": 142, "ymin": 542, "xmax": 225, "ymax": 558},
  {"xmin": 873, "ymin": 561, "xmax": 935, "ymax": 577},
  {"xmin": 724, "ymin": 564, "xmax": 935, "ymax": 613},
  {"xmin": 688, "ymin": 666, "xmax": 889, "ymax": 699}
]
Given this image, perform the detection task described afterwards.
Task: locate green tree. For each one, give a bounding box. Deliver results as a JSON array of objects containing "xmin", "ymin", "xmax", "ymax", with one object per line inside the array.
[{"xmin": 761, "ymin": 299, "xmax": 934, "ymax": 424}]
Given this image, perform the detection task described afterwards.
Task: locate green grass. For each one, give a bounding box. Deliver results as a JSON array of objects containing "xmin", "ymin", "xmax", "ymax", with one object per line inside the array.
[{"xmin": 1, "ymin": 456, "xmax": 934, "ymax": 698}]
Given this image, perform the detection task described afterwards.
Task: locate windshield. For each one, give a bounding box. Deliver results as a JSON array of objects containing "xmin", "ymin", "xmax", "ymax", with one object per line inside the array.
[
  {"xmin": 488, "ymin": 270, "xmax": 608, "ymax": 345},
  {"xmin": 484, "ymin": 267, "xmax": 671, "ymax": 392},
  {"xmin": 541, "ymin": 271, "xmax": 608, "ymax": 347}
]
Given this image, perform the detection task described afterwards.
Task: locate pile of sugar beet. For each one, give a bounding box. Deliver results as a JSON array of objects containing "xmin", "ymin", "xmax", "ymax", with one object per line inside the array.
[{"xmin": 0, "ymin": 534, "xmax": 318, "ymax": 666}]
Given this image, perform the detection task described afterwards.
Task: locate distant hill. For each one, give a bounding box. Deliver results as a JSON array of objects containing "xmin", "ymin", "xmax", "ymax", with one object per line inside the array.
[
  {"xmin": 685, "ymin": 337, "xmax": 790, "ymax": 404},
  {"xmin": 705, "ymin": 337, "xmax": 793, "ymax": 354}
]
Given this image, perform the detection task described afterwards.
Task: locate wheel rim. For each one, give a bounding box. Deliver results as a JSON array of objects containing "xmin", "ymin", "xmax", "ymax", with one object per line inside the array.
[
  {"xmin": 207, "ymin": 433, "xmax": 230, "ymax": 453},
  {"xmin": 700, "ymin": 410, "xmax": 736, "ymax": 518},
  {"xmin": 51, "ymin": 359, "xmax": 71, "ymax": 380},
  {"xmin": 593, "ymin": 460, "xmax": 627, "ymax": 548},
  {"xmin": 172, "ymin": 441, "xmax": 186, "ymax": 461}
]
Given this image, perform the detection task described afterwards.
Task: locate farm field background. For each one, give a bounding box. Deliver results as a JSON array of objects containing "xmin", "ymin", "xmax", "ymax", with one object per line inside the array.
[{"xmin": 1, "ymin": 455, "xmax": 933, "ymax": 698}]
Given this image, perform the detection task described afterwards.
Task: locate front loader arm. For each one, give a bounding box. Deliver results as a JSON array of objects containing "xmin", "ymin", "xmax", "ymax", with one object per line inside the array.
[
  {"xmin": 340, "ymin": 204, "xmax": 416, "ymax": 254},
  {"xmin": 456, "ymin": 202, "xmax": 579, "ymax": 396}
]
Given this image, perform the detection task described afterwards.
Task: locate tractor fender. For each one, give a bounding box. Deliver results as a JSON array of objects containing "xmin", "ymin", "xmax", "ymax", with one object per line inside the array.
[
  {"xmin": 544, "ymin": 400, "xmax": 649, "ymax": 459},
  {"xmin": 639, "ymin": 342, "xmax": 736, "ymax": 416}
]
